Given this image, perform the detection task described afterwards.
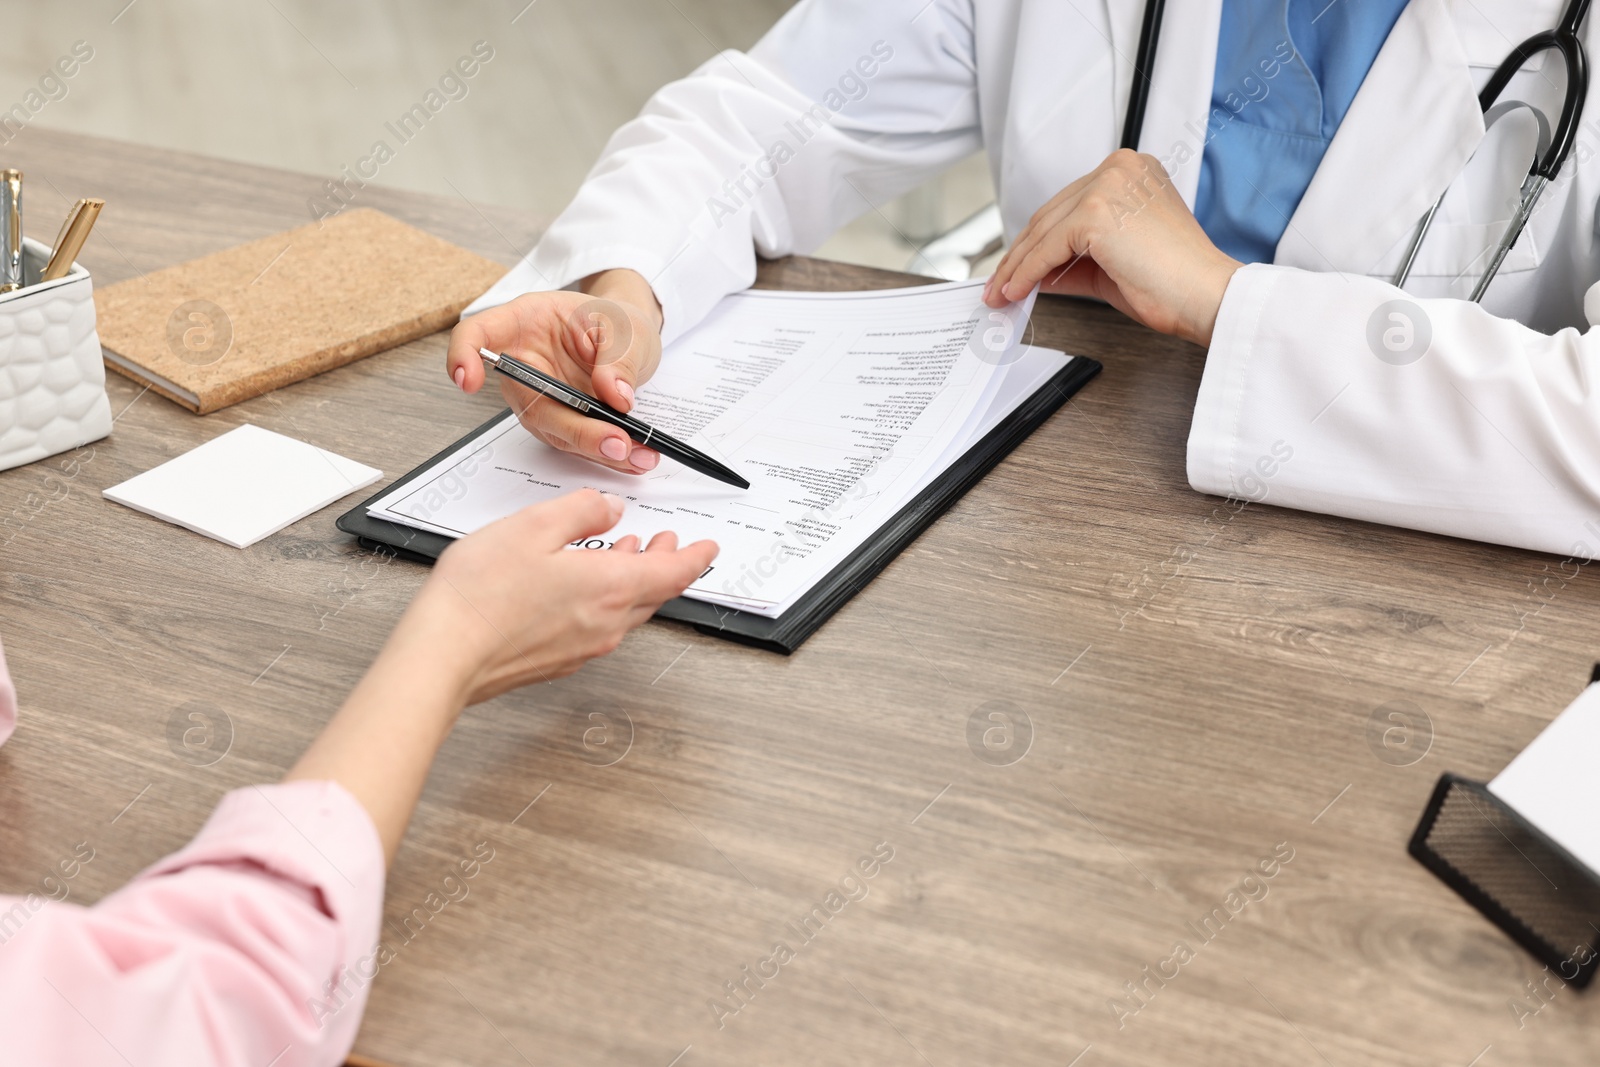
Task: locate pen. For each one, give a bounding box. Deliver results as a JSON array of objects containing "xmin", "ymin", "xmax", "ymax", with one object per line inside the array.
[
  {"xmin": 0, "ymin": 170, "xmax": 21, "ymax": 293},
  {"xmin": 478, "ymin": 348, "xmax": 750, "ymax": 490},
  {"xmin": 42, "ymin": 197, "xmax": 104, "ymax": 282}
]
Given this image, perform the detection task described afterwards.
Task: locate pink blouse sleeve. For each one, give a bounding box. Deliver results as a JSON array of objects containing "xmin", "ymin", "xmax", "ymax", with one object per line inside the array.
[
  {"xmin": 0, "ymin": 780, "xmax": 385, "ymax": 1067},
  {"xmin": 0, "ymin": 637, "xmax": 16, "ymax": 747}
]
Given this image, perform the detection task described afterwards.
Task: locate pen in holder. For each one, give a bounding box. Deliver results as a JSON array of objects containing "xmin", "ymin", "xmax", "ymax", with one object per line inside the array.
[{"xmin": 0, "ymin": 236, "xmax": 112, "ymax": 472}]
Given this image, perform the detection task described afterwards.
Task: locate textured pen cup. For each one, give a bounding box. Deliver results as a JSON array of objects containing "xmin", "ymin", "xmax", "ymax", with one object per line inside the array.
[{"xmin": 0, "ymin": 237, "xmax": 112, "ymax": 472}]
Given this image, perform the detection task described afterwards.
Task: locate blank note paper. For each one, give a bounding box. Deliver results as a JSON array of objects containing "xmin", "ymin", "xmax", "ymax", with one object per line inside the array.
[
  {"xmin": 1490, "ymin": 684, "xmax": 1600, "ymax": 877},
  {"xmin": 1491, "ymin": 687, "xmax": 1600, "ymax": 883},
  {"xmin": 104, "ymin": 424, "xmax": 381, "ymax": 548}
]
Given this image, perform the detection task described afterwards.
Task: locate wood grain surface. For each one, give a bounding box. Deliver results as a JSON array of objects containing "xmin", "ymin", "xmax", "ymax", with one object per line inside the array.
[{"xmin": 1, "ymin": 128, "xmax": 1597, "ymax": 1067}]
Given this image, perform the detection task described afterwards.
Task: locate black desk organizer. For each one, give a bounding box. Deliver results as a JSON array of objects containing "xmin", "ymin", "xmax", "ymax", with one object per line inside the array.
[{"xmin": 1408, "ymin": 665, "xmax": 1600, "ymax": 988}]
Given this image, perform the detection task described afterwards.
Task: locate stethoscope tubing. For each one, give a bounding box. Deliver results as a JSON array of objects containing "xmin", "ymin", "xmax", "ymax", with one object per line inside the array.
[
  {"xmin": 1478, "ymin": 0, "xmax": 1590, "ymax": 182},
  {"xmin": 1121, "ymin": 0, "xmax": 1167, "ymax": 151}
]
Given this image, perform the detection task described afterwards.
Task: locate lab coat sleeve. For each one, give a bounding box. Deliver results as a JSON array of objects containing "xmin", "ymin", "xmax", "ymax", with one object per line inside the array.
[
  {"xmin": 0, "ymin": 781, "xmax": 385, "ymax": 1067},
  {"xmin": 512, "ymin": 0, "xmax": 983, "ymax": 345},
  {"xmin": 1190, "ymin": 264, "xmax": 1600, "ymax": 558}
]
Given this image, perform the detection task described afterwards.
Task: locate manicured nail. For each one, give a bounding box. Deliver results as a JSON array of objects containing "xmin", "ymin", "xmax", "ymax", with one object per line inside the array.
[
  {"xmin": 605, "ymin": 494, "xmax": 625, "ymax": 520},
  {"xmin": 600, "ymin": 437, "xmax": 629, "ymax": 461},
  {"xmin": 632, "ymin": 448, "xmax": 659, "ymax": 471},
  {"xmin": 615, "ymin": 380, "xmax": 635, "ymax": 410},
  {"xmin": 452, "ymin": 366, "xmax": 466, "ymax": 389}
]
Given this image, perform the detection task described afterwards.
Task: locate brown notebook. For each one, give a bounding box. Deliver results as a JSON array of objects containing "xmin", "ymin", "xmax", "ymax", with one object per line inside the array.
[{"xmin": 94, "ymin": 208, "xmax": 507, "ymax": 413}]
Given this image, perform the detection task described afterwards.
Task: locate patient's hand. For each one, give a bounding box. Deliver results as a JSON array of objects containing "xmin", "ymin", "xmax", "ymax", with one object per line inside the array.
[
  {"xmin": 414, "ymin": 489, "xmax": 716, "ymax": 703},
  {"xmin": 288, "ymin": 489, "xmax": 715, "ymax": 861},
  {"xmin": 446, "ymin": 269, "xmax": 665, "ymax": 474}
]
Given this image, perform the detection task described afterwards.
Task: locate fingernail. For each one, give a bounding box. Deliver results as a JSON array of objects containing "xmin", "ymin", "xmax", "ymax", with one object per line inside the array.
[
  {"xmin": 606, "ymin": 493, "xmax": 625, "ymax": 519},
  {"xmin": 615, "ymin": 381, "xmax": 635, "ymax": 410},
  {"xmin": 1001, "ymin": 283, "xmax": 1016, "ymax": 301},
  {"xmin": 631, "ymin": 448, "xmax": 659, "ymax": 471},
  {"xmin": 452, "ymin": 366, "xmax": 466, "ymax": 389},
  {"xmin": 600, "ymin": 437, "xmax": 629, "ymax": 461}
]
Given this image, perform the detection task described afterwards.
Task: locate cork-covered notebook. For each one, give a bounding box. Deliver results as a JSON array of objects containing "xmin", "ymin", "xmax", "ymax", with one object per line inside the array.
[{"xmin": 95, "ymin": 208, "xmax": 507, "ymax": 413}]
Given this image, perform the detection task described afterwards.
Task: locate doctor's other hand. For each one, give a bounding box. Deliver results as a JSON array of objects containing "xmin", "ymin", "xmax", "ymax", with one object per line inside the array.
[
  {"xmin": 410, "ymin": 489, "xmax": 717, "ymax": 705},
  {"xmin": 446, "ymin": 269, "xmax": 665, "ymax": 474},
  {"xmin": 983, "ymin": 150, "xmax": 1243, "ymax": 347}
]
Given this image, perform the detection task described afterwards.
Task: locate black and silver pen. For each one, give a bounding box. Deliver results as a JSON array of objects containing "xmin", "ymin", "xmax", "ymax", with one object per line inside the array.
[{"xmin": 479, "ymin": 348, "xmax": 750, "ymax": 490}]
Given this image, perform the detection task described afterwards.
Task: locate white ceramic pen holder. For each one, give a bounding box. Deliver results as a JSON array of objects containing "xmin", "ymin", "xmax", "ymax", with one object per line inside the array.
[{"xmin": 0, "ymin": 237, "xmax": 112, "ymax": 472}]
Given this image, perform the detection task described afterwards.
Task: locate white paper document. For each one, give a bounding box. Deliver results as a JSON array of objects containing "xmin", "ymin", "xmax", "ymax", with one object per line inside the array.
[
  {"xmin": 1490, "ymin": 683, "xmax": 1600, "ymax": 876},
  {"xmin": 369, "ymin": 280, "xmax": 1071, "ymax": 616},
  {"xmin": 105, "ymin": 424, "xmax": 382, "ymax": 549}
]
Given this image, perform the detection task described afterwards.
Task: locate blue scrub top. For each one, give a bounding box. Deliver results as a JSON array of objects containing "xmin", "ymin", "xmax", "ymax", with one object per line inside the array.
[{"xmin": 1194, "ymin": 0, "xmax": 1411, "ymax": 264}]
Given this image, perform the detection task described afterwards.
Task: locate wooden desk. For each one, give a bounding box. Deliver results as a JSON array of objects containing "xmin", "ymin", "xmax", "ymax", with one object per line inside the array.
[{"xmin": 2, "ymin": 129, "xmax": 1596, "ymax": 1067}]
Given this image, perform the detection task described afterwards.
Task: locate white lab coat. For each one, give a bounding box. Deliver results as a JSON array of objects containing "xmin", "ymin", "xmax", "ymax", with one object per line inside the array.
[{"xmin": 500, "ymin": 0, "xmax": 1600, "ymax": 559}]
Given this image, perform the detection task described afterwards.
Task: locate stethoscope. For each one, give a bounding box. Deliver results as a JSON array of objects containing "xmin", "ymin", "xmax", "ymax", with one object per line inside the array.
[{"xmin": 1122, "ymin": 0, "xmax": 1592, "ymax": 301}]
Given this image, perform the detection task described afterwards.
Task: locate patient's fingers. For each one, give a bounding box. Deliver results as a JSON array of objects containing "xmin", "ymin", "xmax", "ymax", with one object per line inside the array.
[
  {"xmin": 644, "ymin": 531, "xmax": 680, "ymax": 553},
  {"xmin": 628, "ymin": 539, "xmax": 719, "ymax": 605}
]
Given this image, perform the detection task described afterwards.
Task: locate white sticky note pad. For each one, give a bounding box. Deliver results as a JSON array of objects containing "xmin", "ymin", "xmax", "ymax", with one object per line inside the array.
[
  {"xmin": 1490, "ymin": 683, "xmax": 1600, "ymax": 875},
  {"xmin": 104, "ymin": 424, "xmax": 381, "ymax": 549}
]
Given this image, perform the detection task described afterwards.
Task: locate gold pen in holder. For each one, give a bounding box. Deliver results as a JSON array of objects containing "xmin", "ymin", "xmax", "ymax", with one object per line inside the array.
[
  {"xmin": 42, "ymin": 197, "xmax": 104, "ymax": 283},
  {"xmin": 0, "ymin": 170, "xmax": 21, "ymax": 293}
]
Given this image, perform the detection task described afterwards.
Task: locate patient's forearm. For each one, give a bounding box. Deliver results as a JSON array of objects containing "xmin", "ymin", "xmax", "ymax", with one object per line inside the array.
[{"xmin": 284, "ymin": 594, "xmax": 474, "ymax": 866}]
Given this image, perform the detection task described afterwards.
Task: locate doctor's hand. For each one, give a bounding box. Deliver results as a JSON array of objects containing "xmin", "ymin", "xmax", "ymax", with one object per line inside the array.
[
  {"xmin": 446, "ymin": 269, "xmax": 665, "ymax": 474},
  {"xmin": 983, "ymin": 150, "xmax": 1242, "ymax": 347}
]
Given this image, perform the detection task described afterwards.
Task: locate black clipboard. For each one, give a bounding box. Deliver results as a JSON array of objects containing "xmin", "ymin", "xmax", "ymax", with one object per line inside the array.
[{"xmin": 336, "ymin": 356, "xmax": 1100, "ymax": 653}]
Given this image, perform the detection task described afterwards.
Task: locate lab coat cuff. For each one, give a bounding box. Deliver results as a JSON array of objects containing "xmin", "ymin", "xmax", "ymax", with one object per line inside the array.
[{"xmin": 1187, "ymin": 263, "xmax": 1282, "ymax": 498}]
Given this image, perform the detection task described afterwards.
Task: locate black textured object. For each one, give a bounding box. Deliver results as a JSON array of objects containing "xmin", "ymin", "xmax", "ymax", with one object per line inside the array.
[
  {"xmin": 338, "ymin": 357, "xmax": 1101, "ymax": 654},
  {"xmin": 1409, "ymin": 772, "xmax": 1600, "ymax": 988}
]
